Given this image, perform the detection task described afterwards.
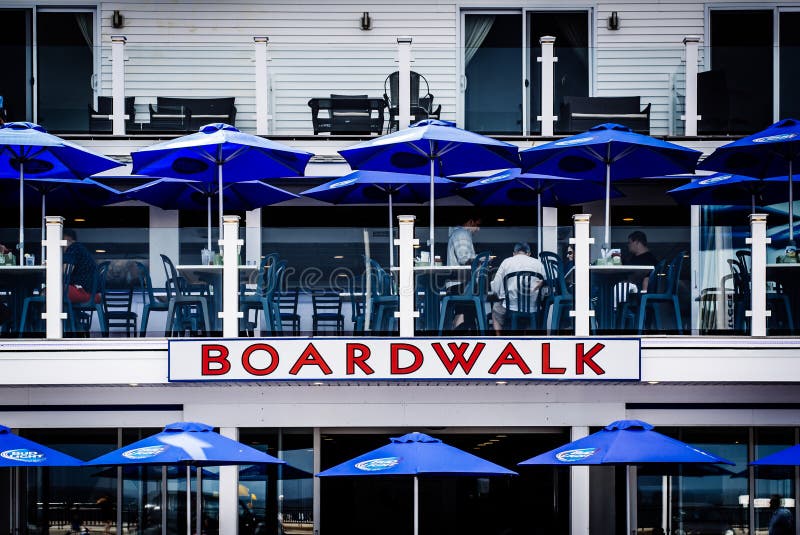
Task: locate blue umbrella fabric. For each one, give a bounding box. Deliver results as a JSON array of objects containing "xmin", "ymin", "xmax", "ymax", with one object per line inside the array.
[
  {"xmin": 520, "ymin": 123, "xmax": 702, "ymax": 250},
  {"xmin": 666, "ymin": 173, "xmax": 789, "ymax": 211},
  {"xmin": 300, "ymin": 170, "xmax": 461, "ymax": 266},
  {"xmin": 0, "ymin": 122, "xmax": 122, "ymax": 264},
  {"xmin": 318, "ymin": 432, "xmax": 516, "ymax": 535},
  {"xmin": 459, "ymin": 168, "xmax": 624, "ymax": 253},
  {"xmin": 339, "ymin": 119, "xmax": 520, "ymax": 264},
  {"xmin": 131, "ymin": 123, "xmax": 313, "ymax": 250},
  {"xmin": 698, "ymin": 118, "xmax": 800, "ymax": 242},
  {"xmin": 0, "ymin": 424, "xmax": 83, "ymax": 467},
  {"xmin": 518, "ymin": 420, "xmax": 734, "ymax": 466},
  {"xmin": 751, "ymin": 444, "xmax": 800, "ymax": 466}
]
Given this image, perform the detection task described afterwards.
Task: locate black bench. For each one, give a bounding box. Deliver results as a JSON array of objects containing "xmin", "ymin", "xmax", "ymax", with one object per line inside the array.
[
  {"xmin": 558, "ymin": 96, "xmax": 651, "ymax": 134},
  {"xmin": 147, "ymin": 97, "xmax": 237, "ymax": 132},
  {"xmin": 308, "ymin": 95, "xmax": 386, "ymax": 135}
]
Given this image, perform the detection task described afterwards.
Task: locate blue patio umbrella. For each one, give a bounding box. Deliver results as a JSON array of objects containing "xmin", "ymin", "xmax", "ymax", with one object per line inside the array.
[
  {"xmin": 0, "ymin": 424, "xmax": 83, "ymax": 467},
  {"xmin": 459, "ymin": 168, "xmax": 624, "ymax": 253},
  {"xmin": 0, "ymin": 122, "xmax": 122, "ymax": 264},
  {"xmin": 131, "ymin": 123, "xmax": 313, "ymax": 250},
  {"xmin": 698, "ymin": 118, "xmax": 800, "ymax": 242},
  {"xmin": 751, "ymin": 444, "xmax": 800, "ymax": 466},
  {"xmin": 666, "ymin": 173, "xmax": 789, "ymax": 212},
  {"xmin": 317, "ymin": 431, "xmax": 516, "ymax": 535},
  {"xmin": 339, "ymin": 119, "xmax": 520, "ymax": 265},
  {"xmin": 300, "ymin": 170, "xmax": 461, "ymax": 266},
  {"xmin": 520, "ymin": 123, "xmax": 702, "ymax": 250},
  {"xmin": 85, "ymin": 421, "xmax": 285, "ymax": 535}
]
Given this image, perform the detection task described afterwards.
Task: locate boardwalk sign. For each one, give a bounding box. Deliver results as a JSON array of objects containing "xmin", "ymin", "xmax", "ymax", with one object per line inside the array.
[{"xmin": 168, "ymin": 338, "xmax": 640, "ymax": 382}]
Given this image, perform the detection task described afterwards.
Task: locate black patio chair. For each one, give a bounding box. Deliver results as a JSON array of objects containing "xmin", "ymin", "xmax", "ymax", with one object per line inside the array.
[{"xmin": 384, "ymin": 70, "xmax": 441, "ymax": 133}]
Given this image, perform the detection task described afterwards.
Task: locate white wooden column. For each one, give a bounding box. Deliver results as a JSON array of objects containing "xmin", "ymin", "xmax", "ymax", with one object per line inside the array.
[
  {"xmin": 571, "ymin": 214, "xmax": 594, "ymax": 336},
  {"xmin": 110, "ymin": 35, "xmax": 127, "ymax": 135},
  {"xmin": 570, "ymin": 426, "xmax": 590, "ymax": 535},
  {"xmin": 397, "ymin": 37, "xmax": 413, "ymax": 129},
  {"xmin": 682, "ymin": 36, "xmax": 700, "ymax": 136},
  {"xmin": 220, "ymin": 215, "xmax": 243, "ymax": 337},
  {"xmin": 44, "ymin": 216, "xmax": 66, "ymax": 339},
  {"xmin": 397, "ymin": 215, "xmax": 419, "ymax": 336},
  {"xmin": 245, "ymin": 209, "xmax": 262, "ymax": 265},
  {"xmin": 254, "ymin": 36, "xmax": 271, "ymax": 135},
  {"xmin": 747, "ymin": 213, "xmax": 770, "ymax": 336},
  {"xmin": 538, "ymin": 36, "xmax": 557, "ymax": 136},
  {"xmin": 218, "ymin": 427, "xmax": 239, "ymax": 535},
  {"xmin": 149, "ymin": 207, "xmax": 179, "ymax": 288}
]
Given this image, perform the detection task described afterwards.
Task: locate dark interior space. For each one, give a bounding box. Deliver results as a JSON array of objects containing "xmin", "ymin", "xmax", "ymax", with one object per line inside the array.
[{"xmin": 0, "ymin": 9, "xmax": 30, "ymax": 123}]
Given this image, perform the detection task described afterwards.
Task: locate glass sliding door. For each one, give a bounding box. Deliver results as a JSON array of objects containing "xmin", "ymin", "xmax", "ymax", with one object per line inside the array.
[
  {"xmin": 0, "ymin": 9, "xmax": 33, "ymax": 123},
  {"xmin": 36, "ymin": 9, "xmax": 96, "ymax": 132},
  {"xmin": 464, "ymin": 13, "xmax": 522, "ymax": 134},
  {"xmin": 528, "ymin": 11, "xmax": 590, "ymax": 135}
]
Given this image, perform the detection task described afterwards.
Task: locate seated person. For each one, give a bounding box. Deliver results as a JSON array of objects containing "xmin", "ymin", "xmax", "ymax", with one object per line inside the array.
[
  {"xmin": 490, "ymin": 242, "xmax": 545, "ymax": 335},
  {"xmin": 625, "ymin": 230, "xmax": 657, "ymax": 291},
  {"xmin": 63, "ymin": 229, "xmax": 100, "ymax": 304}
]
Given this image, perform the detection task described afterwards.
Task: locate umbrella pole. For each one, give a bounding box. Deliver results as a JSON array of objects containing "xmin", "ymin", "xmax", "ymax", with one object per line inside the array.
[
  {"xmin": 218, "ymin": 164, "xmax": 224, "ymax": 247},
  {"xmin": 207, "ymin": 196, "xmax": 212, "ymax": 252},
  {"xmin": 19, "ymin": 162, "xmax": 24, "ymax": 266},
  {"xmin": 789, "ymin": 160, "xmax": 794, "ymax": 243},
  {"xmin": 413, "ymin": 475, "xmax": 419, "ymax": 535},
  {"xmin": 604, "ymin": 161, "xmax": 611, "ymax": 252},
  {"xmin": 389, "ymin": 193, "xmax": 394, "ymax": 268},
  {"xmin": 196, "ymin": 466, "xmax": 202, "ymax": 535},
  {"xmin": 186, "ymin": 465, "xmax": 192, "ymax": 535},
  {"xmin": 41, "ymin": 193, "xmax": 46, "ymax": 264},
  {"xmin": 537, "ymin": 191, "xmax": 542, "ymax": 255},
  {"xmin": 429, "ymin": 158, "xmax": 435, "ymax": 266}
]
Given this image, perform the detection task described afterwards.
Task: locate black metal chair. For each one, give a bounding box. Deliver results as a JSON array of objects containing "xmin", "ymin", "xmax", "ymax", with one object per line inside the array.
[
  {"xmin": 20, "ymin": 263, "xmax": 77, "ymax": 334},
  {"xmin": 539, "ymin": 251, "xmax": 574, "ymax": 333},
  {"xmin": 383, "ymin": 71, "xmax": 441, "ymax": 132},
  {"xmin": 312, "ymin": 290, "xmax": 344, "ymax": 335},
  {"xmin": 98, "ymin": 261, "xmax": 137, "ymax": 337},
  {"xmin": 133, "ymin": 261, "xmax": 170, "ymax": 337},
  {"xmin": 160, "ymin": 254, "xmax": 211, "ymax": 336},
  {"xmin": 240, "ymin": 253, "xmax": 281, "ymax": 335},
  {"xmin": 437, "ymin": 252, "xmax": 491, "ymax": 335},
  {"xmin": 502, "ymin": 270, "xmax": 544, "ymax": 332}
]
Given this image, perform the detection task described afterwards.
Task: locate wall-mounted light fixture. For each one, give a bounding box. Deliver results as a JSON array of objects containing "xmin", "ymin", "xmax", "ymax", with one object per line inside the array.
[
  {"xmin": 607, "ymin": 11, "xmax": 620, "ymax": 31},
  {"xmin": 112, "ymin": 10, "xmax": 124, "ymax": 29},
  {"xmin": 360, "ymin": 11, "xmax": 372, "ymax": 31}
]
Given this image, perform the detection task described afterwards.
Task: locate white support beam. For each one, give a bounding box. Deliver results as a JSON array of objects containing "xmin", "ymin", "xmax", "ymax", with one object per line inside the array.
[
  {"xmin": 396, "ymin": 214, "xmax": 419, "ymax": 336},
  {"xmin": 220, "ymin": 215, "xmax": 244, "ymax": 337},
  {"xmin": 110, "ymin": 35, "xmax": 127, "ymax": 135},
  {"xmin": 397, "ymin": 37, "xmax": 413, "ymax": 129},
  {"xmin": 254, "ymin": 36, "xmax": 271, "ymax": 135},
  {"xmin": 682, "ymin": 36, "xmax": 701, "ymax": 136},
  {"xmin": 746, "ymin": 213, "xmax": 770, "ymax": 336},
  {"xmin": 44, "ymin": 216, "xmax": 66, "ymax": 339},
  {"xmin": 571, "ymin": 214, "xmax": 594, "ymax": 336},
  {"xmin": 537, "ymin": 36, "xmax": 557, "ymax": 136},
  {"xmin": 570, "ymin": 426, "xmax": 590, "ymax": 535},
  {"xmin": 218, "ymin": 427, "xmax": 239, "ymax": 535}
]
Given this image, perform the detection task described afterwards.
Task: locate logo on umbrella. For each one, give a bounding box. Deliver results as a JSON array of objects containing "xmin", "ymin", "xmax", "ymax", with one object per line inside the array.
[
  {"xmin": 479, "ymin": 173, "xmax": 511, "ymax": 185},
  {"xmin": 123, "ymin": 445, "xmax": 168, "ymax": 460},
  {"xmin": 330, "ymin": 177, "xmax": 359, "ymax": 189},
  {"xmin": 354, "ymin": 456, "xmax": 400, "ymax": 471},
  {"xmin": 1, "ymin": 448, "xmax": 46, "ymax": 463},
  {"xmin": 753, "ymin": 133, "xmax": 797, "ymax": 143},
  {"xmin": 698, "ymin": 174, "xmax": 733, "ymax": 185},
  {"xmin": 555, "ymin": 448, "xmax": 599, "ymax": 462},
  {"xmin": 555, "ymin": 136, "xmax": 595, "ymax": 146}
]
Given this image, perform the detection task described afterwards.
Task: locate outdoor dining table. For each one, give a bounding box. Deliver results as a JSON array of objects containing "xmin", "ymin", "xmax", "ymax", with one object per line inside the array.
[
  {"xmin": 589, "ymin": 264, "xmax": 653, "ymax": 331},
  {"xmin": 176, "ymin": 264, "xmax": 259, "ymax": 332},
  {"xmin": 0, "ymin": 265, "xmax": 46, "ymax": 334},
  {"xmin": 392, "ymin": 264, "xmax": 472, "ymax": 332}
]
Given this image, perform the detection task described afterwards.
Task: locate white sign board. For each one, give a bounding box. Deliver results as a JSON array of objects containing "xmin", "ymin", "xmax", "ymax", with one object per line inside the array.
[{"xmin": 169, "ymin": 338, "xmax": 641, "ymax": 382}]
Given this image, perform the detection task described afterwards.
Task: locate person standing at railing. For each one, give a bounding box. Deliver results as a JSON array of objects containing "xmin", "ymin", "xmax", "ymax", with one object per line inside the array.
[{"xmin": 445, "ymin": 215, "xmax": 481, "ymax": 330}]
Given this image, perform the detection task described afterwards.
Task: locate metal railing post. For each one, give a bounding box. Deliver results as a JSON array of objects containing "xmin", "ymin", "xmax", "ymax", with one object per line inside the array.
[
  {"xmin": 254, "ymin": 36, "xmax": 271, "ymax": 135},
  {"xmin": 397, "ymin": 37, "xmax": 413, "ymax": 129},
  {"xmin": 747, "ymin": 213, "xmax": 770, "ymax": 336},
  {"xmin": 110, "ymin": 35, "xmax": 127, "ymax": 135},
  {"xmin": 571, "ymin": 214, "xmax": 594, "ymax": 336},
  {"xmin": 397, "ymin": 215, "xmax": 420, "ymax": 336},
  {"xmin": 220, "ymin": 215, "xmax": 243, "ymax": 337},
  {"xmin": 682, "ymin": 36, "xmax": 700, "ymax": 136},
  {"xmin": 44, "ymin": 216, "xmax": 66, "ymax": 339},
  {"xmin": 538, "ymin": 36, "xmax": 557, "ymax": 137}
]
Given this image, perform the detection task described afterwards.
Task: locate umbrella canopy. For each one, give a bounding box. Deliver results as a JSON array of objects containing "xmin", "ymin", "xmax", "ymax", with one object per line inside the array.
[
  {"xmin": 300, "ymin": 170, "xmax": 461, "ymax": 266},
  {"xmin": 0, "ymin": 122, "xmax": 122, "ymax": 264},
  {"xmin": 698, "ymin": 118, "xmax": 800, "ymax": 242},
  {"xmin": 666, "ymin": 173, "xmax": 789, "ymax": 211},
  {"xmin": 751, "ymin": 444, "xmax": 800, "ymax": 466},
  {"xmin": 131, "ymin": 123, "xmax": 312, "ymax": 250},
  {"xmin": 338, "ymin": 119, "xmax": 520, "ymax": 264},
  {"xmin": 459, "ymin": 168, "xmax": 624, "ymax": 252},
  {"xmin": 520, "ymin": 123, "xmax": 701, "ymax": 250},
  {"xmin": 318, "ymin": 432, "xmax": 516, "ymax": 535},
  {"xmin": 519, "ymin": 420, "xmax": 734, "ymax": 466},
  {"xmin": 85, "ymin": 421, "xmax": 285, "ymax": 535},
  {"xmin": 0, "ymin": 424, "xmax": 83, "ymax": 467}
]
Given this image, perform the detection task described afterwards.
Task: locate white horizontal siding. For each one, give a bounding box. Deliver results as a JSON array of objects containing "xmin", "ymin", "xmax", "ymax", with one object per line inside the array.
[{"xmin": 88, "ymin": 0, "xmax": 800, "ymax": 136}]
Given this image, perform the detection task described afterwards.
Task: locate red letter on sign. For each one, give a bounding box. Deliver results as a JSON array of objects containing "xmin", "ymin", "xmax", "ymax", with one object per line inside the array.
[
  {"xmin": 488, "ymin": 343, "xmax": 532, "ymax": 375},
  {"xmin": 202, "ymin": 344, "xmax": 230, "ymax": 376},
  {"xmin": 289, "ymin": 343, "xmax": 333, "ymax": 375},
  {"xmin": 541, "ymin": 343, "xmax": 566, "ymax": 374},
  {"xmin": 347, "ymin": 343, "xmax": 374, "ymax": 375},
  {"xmin": 432, "ymin": 342, "xmax": 485, "ymax": 375},
  {"xmin": 242, "ymin": 344, "xmax": 279, "ymax": 376},
  {"xmin": 391, "ymin": 343, "xmax": 423, "ymax": 374},
  {"xmin": 576, "ymin": 343, "xmax": 606, "ymax": 375}
]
